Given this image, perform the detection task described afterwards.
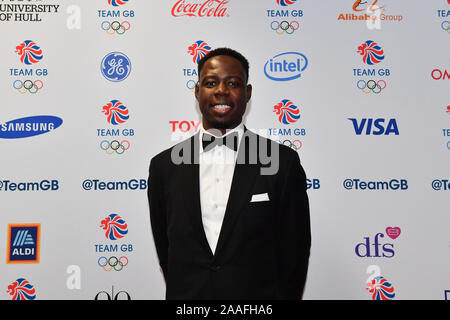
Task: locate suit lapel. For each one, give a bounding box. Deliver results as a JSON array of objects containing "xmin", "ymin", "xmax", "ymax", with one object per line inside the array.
[{"xmin": 179, "ymin": 133, "xmax": 214, "ymax": 257}]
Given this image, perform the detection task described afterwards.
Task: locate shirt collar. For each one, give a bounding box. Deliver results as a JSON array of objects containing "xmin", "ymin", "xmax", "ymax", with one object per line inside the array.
[{"xmin": 199, "ymin": 122, "xmax": 244, "ymax": 153}]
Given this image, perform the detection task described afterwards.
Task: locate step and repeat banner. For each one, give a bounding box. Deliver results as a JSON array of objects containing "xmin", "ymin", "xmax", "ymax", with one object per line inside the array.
[{"xmin": 1, "ymin": 0, "xmax": 449, "ymax": 300}]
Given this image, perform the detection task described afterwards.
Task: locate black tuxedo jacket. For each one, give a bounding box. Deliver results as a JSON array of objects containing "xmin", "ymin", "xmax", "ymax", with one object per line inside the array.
[{"xmin": 148, "ymin": 129, "xmax": 311, "ymax": 300}]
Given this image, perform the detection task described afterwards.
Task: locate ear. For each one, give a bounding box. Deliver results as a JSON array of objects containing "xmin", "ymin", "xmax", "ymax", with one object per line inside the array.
[
  {"xmin": 246, "ymin": 84, "xmax": 252, "ymax": 102},
  {"xmin": 195, "ymin": 81, "xmax": 200, "ymax": 101}
]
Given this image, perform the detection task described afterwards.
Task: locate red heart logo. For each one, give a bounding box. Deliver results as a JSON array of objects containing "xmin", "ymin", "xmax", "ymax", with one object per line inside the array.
[{"xmin": 386, "ymin": 227, "xmax": 401, "ymax": 239}]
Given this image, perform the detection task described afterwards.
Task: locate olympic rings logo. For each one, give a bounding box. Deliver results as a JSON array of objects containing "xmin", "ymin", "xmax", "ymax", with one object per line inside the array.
[
  {"xmin": 356, "ymin": 79, "xmax": 387, "ymax": 94},
  {"xmin": 98, "ymin": 256, "xmax": 128, "ymax": 271},
  {"xmin": 441, "ymin": 21, "xmax": 450, "ymax": 34},
  {"xmin": 270, "ymin": 20, "xmax": 300, "ymax": 34},
  {"xmin": 13, "ymin": 80, "xmax": 43, "ymax": 94},
  {"xmin": 278, "ymin": 139, "xmax": 302, "ymax": 150},
  {"xmin": 186, "ymin": 79, "xmax": 197, "ymax": 91},
  {"xmin": 100, "ymin": 140, "xmax": 130, "ymax": 154},
  {"xmin": 101, "ymin": 21, "xmax": 131, "ymax": 35}
]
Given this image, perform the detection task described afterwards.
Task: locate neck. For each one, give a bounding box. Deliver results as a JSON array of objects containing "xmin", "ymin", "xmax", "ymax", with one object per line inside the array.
[{"xmin": 202, "ymin": 121, "xmax": 241, "ymax": 136}]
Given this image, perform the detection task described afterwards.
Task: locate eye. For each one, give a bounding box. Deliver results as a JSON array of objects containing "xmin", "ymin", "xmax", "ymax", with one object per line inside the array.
[
  {"xmin": 227, "ymin": 80, "xmax": 241, "ymax": 88},
  {"xmin": 204, "ymin": 80, "xmax": 216, "ymax": 87}
]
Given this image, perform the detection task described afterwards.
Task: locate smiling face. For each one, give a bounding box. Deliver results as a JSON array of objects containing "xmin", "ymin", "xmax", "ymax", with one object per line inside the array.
[{"xmin": 195, "ymin": 55, "xmax": 252, "ymax": 134}]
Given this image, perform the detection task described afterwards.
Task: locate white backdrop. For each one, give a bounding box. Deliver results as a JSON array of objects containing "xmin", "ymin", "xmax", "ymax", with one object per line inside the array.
[{"xmin": 1, "ymin": 0, "xmax": 449, "ymax": 300}]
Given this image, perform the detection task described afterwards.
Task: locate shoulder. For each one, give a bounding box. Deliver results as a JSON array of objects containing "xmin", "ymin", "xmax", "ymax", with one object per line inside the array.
[{"xmin": 149, "ymin": 133, "xmax": 199, "ymax": 169}]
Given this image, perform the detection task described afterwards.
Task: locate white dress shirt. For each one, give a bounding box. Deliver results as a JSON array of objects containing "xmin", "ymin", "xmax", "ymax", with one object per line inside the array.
[{"xmin": 199, "ymin": 123, "xmax": 244, "ymax": 254}]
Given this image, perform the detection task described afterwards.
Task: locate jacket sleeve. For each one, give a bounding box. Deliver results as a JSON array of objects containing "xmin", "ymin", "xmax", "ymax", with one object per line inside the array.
[
  {"xmin": 148, "ymin": 157, "xmax": 169, "ymax": 281},
  {"xmin": 275, "ymin": 150, "xmax": 311, "ymax": 299}
]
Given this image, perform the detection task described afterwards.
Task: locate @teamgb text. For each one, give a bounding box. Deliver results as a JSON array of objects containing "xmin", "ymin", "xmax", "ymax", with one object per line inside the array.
[
  {"xmin": 0, "ymin": 179, "xmax": 59, "ymax": 191},
  {"xmin": 343, "ymin": 178, "xmax": 408, "ymax": 190},
  {"xmin": 101, "ymin": 21, "xmax": 131, "ymax": 34},
  {"xmin": 13, "ymin": 80, "xmax": 43, "ymax": 94},
  {"xmin": 82, "ymin": 179, "xmax": 147, "ymax": 191},
  {"xmin": 98, "ymin": 256, "xmax": 128, "ymax": 271},
  {"xmin": 431, "ymin": 179, "xmax": 450, "ymax": 191}
]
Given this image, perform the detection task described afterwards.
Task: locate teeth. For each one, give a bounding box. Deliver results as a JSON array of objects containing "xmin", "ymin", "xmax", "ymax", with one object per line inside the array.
[{"xmin": 213, "ymin": 104, "xmax": 231, "ymax": 110}]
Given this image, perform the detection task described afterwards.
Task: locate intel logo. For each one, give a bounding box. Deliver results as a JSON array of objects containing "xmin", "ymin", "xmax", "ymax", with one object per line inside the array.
[
  {"xmin": 264, "ymin": 51, "xmax": 308, "ymax": 81},
  {"xmin": 0, "ymin": 116, "xmax": 63, "ymax": 139}
]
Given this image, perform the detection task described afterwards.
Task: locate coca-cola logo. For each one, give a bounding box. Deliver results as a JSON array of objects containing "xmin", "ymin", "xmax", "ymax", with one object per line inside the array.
[{"xmin": 171, "ymin": 0, "xmax": 230, "ymax": 17}]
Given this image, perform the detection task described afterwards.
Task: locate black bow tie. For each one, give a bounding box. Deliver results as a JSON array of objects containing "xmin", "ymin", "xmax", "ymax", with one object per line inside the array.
[{"xmin": 202, "ymin": 132, "xmax": 239, "ymax": 152}]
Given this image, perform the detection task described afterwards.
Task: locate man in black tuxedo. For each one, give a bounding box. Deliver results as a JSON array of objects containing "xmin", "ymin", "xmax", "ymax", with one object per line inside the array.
[{"xmin": 148, "ymin": 48, "xmax": 311, "ymax": 300}]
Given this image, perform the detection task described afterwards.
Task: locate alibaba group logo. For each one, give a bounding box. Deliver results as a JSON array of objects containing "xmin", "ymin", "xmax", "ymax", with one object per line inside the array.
[{"xmin": 352, "ymin": 0, "xmax": 385, "ymax": 12}]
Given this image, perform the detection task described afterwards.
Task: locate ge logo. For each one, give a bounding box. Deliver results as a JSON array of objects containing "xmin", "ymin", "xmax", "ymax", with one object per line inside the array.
[{"xmin": 101, "ymin": 52, "xmax": 131, "ymax": 82}]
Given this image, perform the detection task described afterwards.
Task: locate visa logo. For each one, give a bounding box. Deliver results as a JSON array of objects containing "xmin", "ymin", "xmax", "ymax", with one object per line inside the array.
[
  {"xmin": 348, "ymin": 118, "xmax": 399, "ymax": 135},
  {"xmin": 264, "ymin": 52, "xmax": 308, "ymax": 81}
]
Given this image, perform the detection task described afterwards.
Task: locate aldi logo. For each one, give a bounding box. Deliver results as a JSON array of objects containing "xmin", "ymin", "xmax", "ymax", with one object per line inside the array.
[{"xmin": 7, "ymin": 224, "xmax": 41, "ymax": 264}]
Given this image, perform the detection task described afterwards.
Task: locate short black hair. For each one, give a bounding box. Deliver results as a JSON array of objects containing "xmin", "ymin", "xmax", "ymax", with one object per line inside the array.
[{"xmin": 197, "ymin": 47, "xmax": 250, "ymax": 82}]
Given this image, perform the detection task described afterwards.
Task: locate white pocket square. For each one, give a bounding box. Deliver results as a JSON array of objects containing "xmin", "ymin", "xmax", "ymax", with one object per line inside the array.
[{"xmin": 250, "ymin": 193, "xmax": 270, "ymax": 202}]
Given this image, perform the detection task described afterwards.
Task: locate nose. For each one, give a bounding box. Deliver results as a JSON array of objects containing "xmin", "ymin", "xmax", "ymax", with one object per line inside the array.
[{"xmin": 214, "ymin": 81, "xmax": 229, "ymax": 95}]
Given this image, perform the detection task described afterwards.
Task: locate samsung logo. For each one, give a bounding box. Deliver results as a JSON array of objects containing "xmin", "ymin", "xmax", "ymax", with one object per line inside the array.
[
  {"xmin": 0, "ymin": 116, "xmax": 63, "ymax": 139},
  {"xmin": 264, "ymin": 51, "xmax": 308, "ymax": 81}
]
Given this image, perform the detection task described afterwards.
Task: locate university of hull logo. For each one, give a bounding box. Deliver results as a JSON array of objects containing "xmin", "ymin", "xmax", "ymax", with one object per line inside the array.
[
  {"xmin": 366, "ymin": 276, "xmax": 395, "ymax": 300},
  {"xmin": 100, "ymin": 214, "xmax": 128, "ymax": 240},
  {"xmin": 171, "ymin": 0, "xmax": 230, "ymax": 18},
  {"xmin": 102, "ymin": 100, "xmax": 129, "ymax": 125},
  {"xmin": 101, "ymin": 52, "xmax": 131, "ymax": 82},
  {"xmin": 188, "ymin": 40, "xmax": 211, "ymax": 64},
  {"xmin": 358, "ymin": 40, "xmax": 384, "ymax": 65},
  {"xmin": 7, "ymin": 278, "xmax": 36, "ymax": 300},
  {"xmin": 7, "ymin": 224, "xmax": 40, "ymax": 264},
  {"xmin": 274, "ymin": 99, "xmax": 300, "ymax": 124},
  {"xmin": 15, "ymin": 40, "xmax": 43, "ymax": 65},
  {"xmin": 264, "ymin": 52, "xmax": 308, "ymax": 81},
  {"xmin": 0, "ymin": 116, "xmax": 63, "ymax": 139}
]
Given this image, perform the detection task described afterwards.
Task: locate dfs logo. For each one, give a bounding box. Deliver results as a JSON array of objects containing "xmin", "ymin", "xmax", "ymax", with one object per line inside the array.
[{"xmin": 355, "ymin": 227, "xmax": 401, "ymax": 258}]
